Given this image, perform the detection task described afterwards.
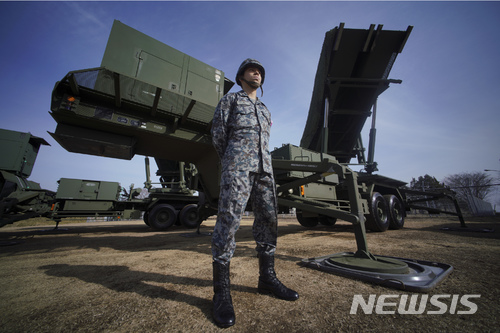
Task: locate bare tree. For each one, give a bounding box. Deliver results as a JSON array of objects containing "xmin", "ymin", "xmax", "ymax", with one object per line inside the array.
[{"xmin": 443, "ymin": 172, "xmax": 495, "ymax": 203}]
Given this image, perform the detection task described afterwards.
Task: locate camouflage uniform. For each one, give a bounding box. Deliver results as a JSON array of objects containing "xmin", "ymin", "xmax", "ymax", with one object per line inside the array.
[{"xmin": 211, "ymin": 90, "xmax": 277, "ymax": 264}]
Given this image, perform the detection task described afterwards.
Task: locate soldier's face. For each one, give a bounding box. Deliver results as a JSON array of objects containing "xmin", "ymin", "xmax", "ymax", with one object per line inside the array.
[{"xmin": 242, "ymin": 67, "xmax": 262, "ymax": 87}]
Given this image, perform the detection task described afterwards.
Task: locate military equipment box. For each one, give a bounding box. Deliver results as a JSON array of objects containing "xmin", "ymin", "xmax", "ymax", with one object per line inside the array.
[
  {"xmin": 0, "ymin": 128, "xmax": 50, "ymax": 178},
  {"xmin": 56, "ymin": 178, "xmax": 121, "ymax": 211},
  {"xmin": 272, "ymin": 143, "xmax": 339, "ymax": 184}
]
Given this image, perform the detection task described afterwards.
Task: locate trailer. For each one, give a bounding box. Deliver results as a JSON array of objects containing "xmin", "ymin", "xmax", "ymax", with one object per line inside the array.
[
  {"xmin": 49, "ymin": 21, "xmax": 228, "ymax": 229},
  {"xmin": 0, "ymin": 127, "xmax": 199, "ymax": 228},
  {"xmin": 0, "ymin": 127, "xmax": 206, "ymax": 228},
  {"xmin": 298, "ymin": 23, "xmax": 464, "ymax": 230}
]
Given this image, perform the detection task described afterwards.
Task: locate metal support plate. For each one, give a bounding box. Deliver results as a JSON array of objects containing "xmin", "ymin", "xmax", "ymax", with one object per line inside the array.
[{"xmin": 301, "ymin": 252, "xmax": 453, "ymax": 292}]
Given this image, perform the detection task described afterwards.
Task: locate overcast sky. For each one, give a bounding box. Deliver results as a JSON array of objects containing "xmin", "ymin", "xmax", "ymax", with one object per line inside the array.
[{"xmin": 1, "ymin": 1, "xmax": 499, "ymax": 202}]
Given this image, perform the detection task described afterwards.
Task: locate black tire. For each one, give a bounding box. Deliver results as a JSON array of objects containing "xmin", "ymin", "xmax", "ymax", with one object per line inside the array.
[
  {"xmin": 143, "ymin": 211, "xmax": 150, "ymax": 226},
  {"xmin": 148, "ymin": 204, "xmax": 177, "ymax": 230},
  {"xmin": 384, "ymin": 194, "xmax": 405, "ymax": 230},
  {"xmin": 365, "ymin": 192, "xmax": 389, "ymax": 232},
  {"xmin": 319, "ymin": 215, "xmax": 337, "ymax": 226},
  {"xmin": 179, "ymin": 204, "xmax": 200, "ymax": 229},
  {"xmin": 297, "ymin": 211, "xmax": 319, "ymax": 227}
]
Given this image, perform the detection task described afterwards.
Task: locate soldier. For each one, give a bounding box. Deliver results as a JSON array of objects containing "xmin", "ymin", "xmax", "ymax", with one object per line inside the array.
[{"xmin": 210, "ymin": 59, "xmax": 299, "ymax": 328}]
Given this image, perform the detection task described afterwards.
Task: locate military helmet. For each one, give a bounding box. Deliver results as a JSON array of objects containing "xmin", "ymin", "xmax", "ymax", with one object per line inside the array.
[{"xmin": 236, "ymin": 58, "xmax": 265, "ymax": 86}]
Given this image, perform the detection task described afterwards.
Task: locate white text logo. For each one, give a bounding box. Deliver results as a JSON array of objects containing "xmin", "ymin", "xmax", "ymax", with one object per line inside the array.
[{"xmin": 350, "ymin": 294, "xmax": 480, "ymax": 315}]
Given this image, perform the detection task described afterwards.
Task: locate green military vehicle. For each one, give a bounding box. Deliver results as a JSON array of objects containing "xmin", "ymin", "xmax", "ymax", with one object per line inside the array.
[
  {"xmin": 49, "ymin": 21, "xmax": 463, "ymax": 233},
  {"xmin": 0, "ymin": 128, "xmax": 134, "ymax": 226},
  {"xmin": 51, "ymin": 178, "xmax": 139, "ymax": 221},
  {"xmin": 49, "ymin": 21, "xmax": 230, "ymax": 230},
  {"xmin": 278, "ymin": 23, "xmax": 465, "ymax": 231},
  {"xmin": 5, "ymin": 21, "xmax": 462, "ymax": 290},
  {"xmin": 0, "ymin": 127, "xmax": 202, "ymax": 229},
  {"xmin": 0, "ymin": 128, "xmax": 54, "ymax": 226}
]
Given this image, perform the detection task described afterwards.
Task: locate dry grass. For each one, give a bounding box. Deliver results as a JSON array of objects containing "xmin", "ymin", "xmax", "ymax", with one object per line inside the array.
[{"xmin": 0, "ymin": 215, "xmax": 498, "ymax": 332}]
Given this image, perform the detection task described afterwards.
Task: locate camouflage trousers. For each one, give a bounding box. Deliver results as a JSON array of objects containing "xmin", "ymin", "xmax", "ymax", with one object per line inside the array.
[{"xmin": 212, "ymin": 170, "xmax": 278, "ymax": 264}]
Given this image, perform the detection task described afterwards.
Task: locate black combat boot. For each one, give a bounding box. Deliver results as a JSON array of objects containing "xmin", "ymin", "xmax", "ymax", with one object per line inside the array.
[
  {"xmin": 258, "ymin": 253, "xmax": 299, "ymax": 301},
  {"xmin": 212, "ymin": 261, "xmax": 235, "ymax": 328}
]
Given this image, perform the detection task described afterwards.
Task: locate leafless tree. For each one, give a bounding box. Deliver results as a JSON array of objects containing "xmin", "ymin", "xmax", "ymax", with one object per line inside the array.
[{"xmin": 443, "ymin": 172, "xmax": 495, "ymax": 203}]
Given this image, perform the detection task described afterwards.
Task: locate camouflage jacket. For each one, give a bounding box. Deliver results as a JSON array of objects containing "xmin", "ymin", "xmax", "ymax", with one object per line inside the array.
[{"xmin": 211, "ymin": 90, "xmax": 273, "ymax": 174}]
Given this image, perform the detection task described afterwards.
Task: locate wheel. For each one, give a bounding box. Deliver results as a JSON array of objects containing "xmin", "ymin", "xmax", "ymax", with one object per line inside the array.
[
  {"xmin": 365, "ymin": 192, "xmax": 389, "ymax": 232},
  {"xmin": 384, "ymin": 194, "xmax": 405, "ymax": 230},
  {"xmin": 319, "ymin": 215, "xmax": 337, "ymax": 226},
  {"xmin": 296, "ymin": 211, "xmax": 319, "ymax": 227},
  {"xmin": 143, "ymin": 211, "xmax": 150, "ymax": 226},
  {"xmin": 148, "ymin": 204, "xmax": 177, "ymax": 230},
  {"xmin": 179, "ymin": 204, "xmax": 200, "ymax": 229}
]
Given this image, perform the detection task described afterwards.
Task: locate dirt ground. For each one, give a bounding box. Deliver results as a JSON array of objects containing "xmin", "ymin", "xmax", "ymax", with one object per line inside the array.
[{"xmin": 0, "ymin": 215, "xmax": 499, "ymax": 332}]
